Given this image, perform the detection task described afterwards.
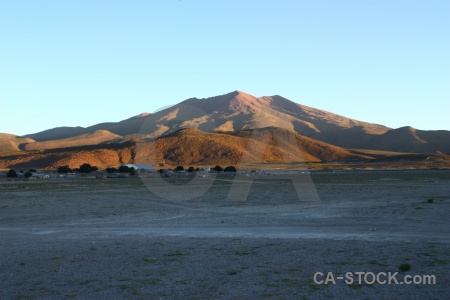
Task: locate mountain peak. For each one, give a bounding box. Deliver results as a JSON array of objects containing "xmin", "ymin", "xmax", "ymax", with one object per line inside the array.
[
  {"xmin": 234, "ymin": 90, "xmax": 252, "ymax": 96},
  {"xmin": 217, "ymin": 90, "xmax": 254, "ymax": 99},
  {"xmin": 135, "ymin": 112, "xmax": 150, "ymax": 118}
]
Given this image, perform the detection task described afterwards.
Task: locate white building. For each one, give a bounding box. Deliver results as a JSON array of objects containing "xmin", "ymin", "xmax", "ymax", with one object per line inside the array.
[
  {"xmin": 124, "ymin": 164, "xmax": 156, "ymax": 172},
  {"xmin": 31, "ymin": 173, "xmax": 50, "ymax": 179}
]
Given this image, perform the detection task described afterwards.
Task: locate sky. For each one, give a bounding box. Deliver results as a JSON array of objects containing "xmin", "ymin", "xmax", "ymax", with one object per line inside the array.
[{"xmin": 1, "ymin": 0, "xmax": 449, "ymax": 136}]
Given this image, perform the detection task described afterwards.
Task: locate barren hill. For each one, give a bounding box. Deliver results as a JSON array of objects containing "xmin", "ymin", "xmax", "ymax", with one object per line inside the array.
[
  {"xmin": 135, "ymin": 127, "xmax": 366, "ymax": 167},
  {"xmin": 367, "ymin": 126, "xmax": 450, "ymax": 153},
  {"xmin": 0, "ymin": 134, "xmax": 35, "ymax": 152},
  {"xmin": 21, "ymin": 130, "xmax": 123, "ymax": 151},
  {"xmin": 0, "ymin": 128, "xmax": 367, "ymax": 170},
  {"xmin": 9, "ymin": 90, "xmax": 450, "ymax": 154}
]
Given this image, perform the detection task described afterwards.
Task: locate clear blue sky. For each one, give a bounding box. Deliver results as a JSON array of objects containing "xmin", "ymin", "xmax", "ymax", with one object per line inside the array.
[{"xmin": 1, "ymin": 0, "xmax": 449, "ymax": 136}]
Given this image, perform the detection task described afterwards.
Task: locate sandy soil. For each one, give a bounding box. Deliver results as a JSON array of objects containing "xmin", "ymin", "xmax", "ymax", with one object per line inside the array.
[{"xmin": 1, "ymin": 170, "xmax": 449, "ymax": 299}]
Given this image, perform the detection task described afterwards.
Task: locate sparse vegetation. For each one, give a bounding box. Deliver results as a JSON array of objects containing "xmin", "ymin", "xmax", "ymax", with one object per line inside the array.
[
  {"xmin": 6, "ymin": 169, "xmax": 17, "ymax": 178},
  {"xmin": 142, "ymin": 278, "xmax": 162, "ymax": 285},
  {"xmin": 167, "ymin": 250, "xmax": 188, "ymax": 256},
  {"xmin": 79, "ymin": 163, "xmax": 98, "ymax": 174},
  {"xmin": 224, "ymin": 166, "xmax": 237, "ymax": 172},
  {"xmin": 213, "ymin": 165, "xmax": 223, "ymax": 172},
  {"xmin": 57, "ymin": 165, "xmax": 72, "ymax": 174},
  {"xmin": 106, "ymin": 167, "xmax": 118, "ymax": 173},
  {"xmin": 399, "ymin": 263, "xmax": 411, "ymax": 272},
  {"xmin": 369, "ymin": 260, "xmax": 388, "ymax": 266},
  {"xmin": 118, "ymin": 165, "xmax": 135, "ymax": 174}
]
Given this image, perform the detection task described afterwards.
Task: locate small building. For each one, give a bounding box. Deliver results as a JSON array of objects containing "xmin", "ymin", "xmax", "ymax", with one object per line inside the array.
[
  {"xmin": 31, "ymin": 172, "xmax": 50, "ymax": 179},
  {"xmin": 124, "ymin": 164, "xmax": 156, "ymax": 172}
]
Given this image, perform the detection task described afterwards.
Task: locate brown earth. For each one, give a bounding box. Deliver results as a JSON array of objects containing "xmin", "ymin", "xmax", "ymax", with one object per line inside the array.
[
  {"xmin": 0, "ymin": 134, "xmax": 35, "ymax": 153},
  {"xmin": 0, "ymin": 128, "xmax": 368, "ymax": 170},
  {"xmin": 2, "ymin": 127, "xmax": 450, "ymax": 171}
]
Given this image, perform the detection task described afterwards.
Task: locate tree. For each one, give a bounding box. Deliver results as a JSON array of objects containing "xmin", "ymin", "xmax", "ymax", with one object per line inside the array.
[
  {"xmin": 79, "ymin": 163, "xmax": 98, "ymax": 174},
  {"xmin": 187, "ymin": 166, "xmax": 195, "ymax": 173},
  {"xmin": 106, "ymin": 167, "xmax": 118, "ymax": 174},
  {"xmin": 24, "ymin": 172, "xmax": 32, "ymax": 178},
  {"xmin": 29, "ymin": 169, "xmax": 37, "ymax": 173},
  {"xmin": 224, "ymin": 166, "xmax": 237, "ymax": 172},
  {"xmin": 213, "ymin": 165, "xmax": 223, "ymax": 172},
  {"xmin": 6, "ymin": 169, "xmax": 17, "ymax": 178},
  {"xmin": 174, "ymin": 166, "xmax": 184, "ymax": 172},
  {"xmin": 57, "ymin": 165, "xmax": 72, "ymax": 174},
  {"xmin": 118, "ymin": 165, "xmax": 134, "ymax": 173}
]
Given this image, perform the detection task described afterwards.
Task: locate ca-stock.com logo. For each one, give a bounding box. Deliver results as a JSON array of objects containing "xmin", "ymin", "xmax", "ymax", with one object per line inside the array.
[{"xmin": 135, "ymin": 104, "xmax": 320, "ymax": 205}]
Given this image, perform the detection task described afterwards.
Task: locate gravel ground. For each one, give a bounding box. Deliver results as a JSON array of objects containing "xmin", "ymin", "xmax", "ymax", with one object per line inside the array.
[{"xmin": 1, "ymin": 170, "xmax": 449, "ymax": 299}]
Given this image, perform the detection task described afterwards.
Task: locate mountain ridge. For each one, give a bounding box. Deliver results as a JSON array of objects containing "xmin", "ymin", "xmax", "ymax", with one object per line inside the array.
[{"xmin": 5, "ymin": 90, "xmax": 450, "ymax": 154}]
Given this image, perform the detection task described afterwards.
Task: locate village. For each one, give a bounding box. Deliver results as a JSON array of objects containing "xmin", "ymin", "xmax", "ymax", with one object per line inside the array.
[{"xmin": 0, "ymin": 163, "xmax": 269, "ymax": 181}]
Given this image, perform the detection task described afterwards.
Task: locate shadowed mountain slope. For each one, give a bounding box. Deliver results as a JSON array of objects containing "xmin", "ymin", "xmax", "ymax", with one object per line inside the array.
[
  {"xmin": 21, "ymin": 130, "xmax": 123, "ymax": 151},
  {"xmin": 12, "ymin": 91, "xmax": 450, "ymax": 154},
  {"xmin": 0, "ymin": 128, "xmax": 368, "ymax": 169}
]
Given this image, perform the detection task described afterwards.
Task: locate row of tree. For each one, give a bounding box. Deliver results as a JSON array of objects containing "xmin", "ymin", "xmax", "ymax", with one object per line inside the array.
[
  {"xmin": 57, "ymin": 164, "xmax": 98, "ymax": 174},
  {"xmin": 105, "ymin": 165, "xmax": 136, "ymax": 175},
  {"xmin": 57, "ymin": 164, "xmax": 136, "ymax": 175},
  {"xmin": 5, "ymin": 164, "xmax": 237, "ymax": 178},
  {"xmin": 214, "ymin": 165, "xmax": 237, "ymax": 172},
  {"xmin": 6, "ymin": 168, "xmax": 37, "ymax": 178},
  {"xmin": 162, "ymin": 165, "xmax": 237, "ymax": 173}
]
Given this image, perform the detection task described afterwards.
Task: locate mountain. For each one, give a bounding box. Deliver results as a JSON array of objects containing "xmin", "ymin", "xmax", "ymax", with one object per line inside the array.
[
  {"xmin": 135, "ymin": 127, "xmax": 368, "ymax": 167},
  {"xmin": 8, "ymin": 90, "xmax": 450, "ymax": 154},
  {"xmin": 368, "ymin": 127, "xmax": 450, "ymax": 153},
  {"xmin": 0, "ymin": 128, "xmax": 369, "ymax": 170},
  {"xmin": 0, "ymin": 134, "xmax": 35, "ymax": 153},
  {"xmin": 23, "ymin": 90, "xmax": 390, "ymax": 140},
  {"xmin": 21, "ymin": 130, "xmax": 123, "ymax": 151}
]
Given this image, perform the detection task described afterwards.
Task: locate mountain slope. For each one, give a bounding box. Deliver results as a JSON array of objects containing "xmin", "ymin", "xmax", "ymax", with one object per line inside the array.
[
  {"xmin": 21, "ymin": 130, "xmax": 123, "ymax": 151},
  {"xmin": 18, "ymin": 91, "xmax": 450, "ymax": 153},
  {"xmin": 0, "ymin": 134, "xmax": 35, "ymax": 152},
  {"xmin": 134, "ymin": 127, "xmax": 366, "ymax": 167},
  {"xmin": 0, "ymin": 128, "xmax": 367, "ymax": 169},
  {"xmin": 368, "ymin": 127, "xmax": 450, "ymax": 153},
  {"xmin": 22, "ymin": 91, "xmax": 390, "ymax": 141}
]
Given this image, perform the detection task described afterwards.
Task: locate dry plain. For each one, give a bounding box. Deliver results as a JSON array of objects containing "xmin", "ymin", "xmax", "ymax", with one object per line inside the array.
[{"xmin": 0, "ymin": 170, "xmax": 449, "ymax": 299}]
